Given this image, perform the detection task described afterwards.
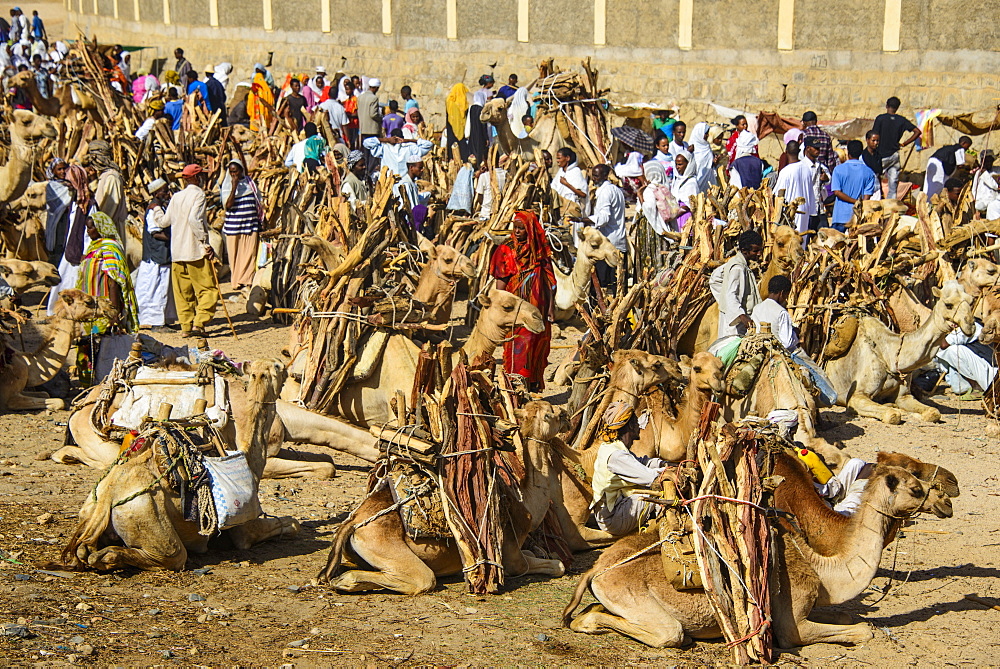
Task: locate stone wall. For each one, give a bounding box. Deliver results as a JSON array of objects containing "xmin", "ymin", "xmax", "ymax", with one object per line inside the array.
[{"xmin": 67, "ymin": 0, "xmax": 1000, "ymax": 151}]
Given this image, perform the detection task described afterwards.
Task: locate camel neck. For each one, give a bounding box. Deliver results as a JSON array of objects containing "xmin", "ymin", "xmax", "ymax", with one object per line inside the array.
[
  {"xmin": 235, "ymin": 384, "xmax": 277, "ymax": 479},
  {"xmin": 25, "ymin": 314, "xmax": 76, "ymax": 388},
  {"xmin": 569, "ymin": 253, "xmax": 596, "ymax": 298},
  {"xmin": 896, "ymin": 308, "xmax": 951, "ymax": 373},
  {"xmin": 412, "ymin": 263, "xmax": 455, "ymax": 318},
  {"xmin": 461, "ymin": 314, "xmax": 505, "ymax": 364}
]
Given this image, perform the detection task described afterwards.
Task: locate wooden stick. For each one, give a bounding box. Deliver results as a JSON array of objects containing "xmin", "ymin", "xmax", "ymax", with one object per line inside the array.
[
  {"xmin": 208, "ymin": 259, "xmax": 239, "ymax": 340},
  {"xmin": 965, "ymin": 594, "xmax": 1000, "ymax": 612}
]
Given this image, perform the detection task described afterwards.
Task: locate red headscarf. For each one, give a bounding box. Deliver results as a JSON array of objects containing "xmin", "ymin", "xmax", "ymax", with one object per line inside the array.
[{"xmin": 510, "ymin": 210, "xmax": 550, "ymax": 269}]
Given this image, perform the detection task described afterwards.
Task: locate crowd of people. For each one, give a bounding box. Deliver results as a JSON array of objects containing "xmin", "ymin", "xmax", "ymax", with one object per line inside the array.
[{"xmin": 12, "ymin": 22, "xmax": 997, "ymax": 401}]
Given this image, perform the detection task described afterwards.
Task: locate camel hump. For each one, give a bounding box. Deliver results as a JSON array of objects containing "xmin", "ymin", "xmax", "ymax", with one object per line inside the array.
[{"xmin": 824, "ymin": 315, "xmax": 859, "ymax": 359}]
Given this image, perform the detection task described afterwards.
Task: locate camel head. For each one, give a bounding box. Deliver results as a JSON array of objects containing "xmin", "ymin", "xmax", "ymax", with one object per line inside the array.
[
  {"xmin": 683, "ymin": 351, "xmax": 725, "ymax": 395},
  {"xmin": 479, "ymin": 288, "xmax": 544, "ymax": 334},
  {"xmin": 10, "ymin": 109, "xmax": 57, "ymax": 145},
  {"xmin": 958, "ymin": 258, "xmax": 1000, "ymax": 294},
  {"xmin": 424, "ymin": 243, "xmax": 476, "ymax": 282},
  {"xmin": 515, "ymin": 400, "xmax": 569, "ymax": 444},
  {"xmin": 243, "ymin": 358, "xmax": 288, "ymax": 405},
  {"xmin": 480, "ymin": 98, "xmax": 508, "ymax": 125},
  {"xmin": 15, "ymin": 181, "xmax": 47, "ymax": 211},
  {"xmin": 610, "ymin": 350, "xmax": 681, "ymax": 397},
  {"xmin": 815, "ymin": 227, "xmax": 847, "ymax": 251},
  {"xmin": 876, "ymin": 451, "xmax": 960, "ymax": 498},
  {"xmin": 866, "ymin": 465, "xmax": 935, "ymax": 520},
  {"xmin": 52, "ymin": 289, "xmax": 101, "ymax": 322},
  {"xmin": 0, "ymin": 259, "xmax": 59, "ymax": 293},
  {"xmin": 578, "ymin": 227, "xmax": 621, "ymax": 268},
  {"xmin": 931, "ymin": 280, "xmax": 975, "ymax": 336},
  {"xmin": 767, "ymin": 224, "xmax": 804, "ymax": 272}
]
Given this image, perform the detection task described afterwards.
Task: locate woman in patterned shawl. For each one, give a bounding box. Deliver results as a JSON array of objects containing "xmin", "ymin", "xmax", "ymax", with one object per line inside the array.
[{"xmin": 77, "ymin": 211, "xmax": 138, "ymax": 334}]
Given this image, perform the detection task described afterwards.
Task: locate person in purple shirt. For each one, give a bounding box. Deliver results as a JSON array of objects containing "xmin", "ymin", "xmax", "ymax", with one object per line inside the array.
[{"xmin": 381, "ymin": 100, "xmax": 404, "ymax": 136}]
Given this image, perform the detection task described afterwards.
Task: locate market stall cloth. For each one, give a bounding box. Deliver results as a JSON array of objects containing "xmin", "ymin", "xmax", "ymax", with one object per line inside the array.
[
  {"xmin": 756, "ymin": 112, "xmax": 874, "ymax": 142},
  {"xmin": 938, "ymin": 108, "xmax": 1000, "ymax": 136}
]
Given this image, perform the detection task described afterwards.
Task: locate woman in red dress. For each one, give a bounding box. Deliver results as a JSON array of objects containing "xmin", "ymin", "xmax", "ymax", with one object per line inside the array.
[{"xmin": 489, "ymin": 211, "xmax": 556, "ymax": 392}]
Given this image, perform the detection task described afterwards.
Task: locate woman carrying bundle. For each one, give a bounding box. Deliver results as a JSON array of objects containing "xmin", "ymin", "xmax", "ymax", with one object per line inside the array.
[{"xmin": 489, "ymin": 211, "xmax": 556, "ymax": 392}]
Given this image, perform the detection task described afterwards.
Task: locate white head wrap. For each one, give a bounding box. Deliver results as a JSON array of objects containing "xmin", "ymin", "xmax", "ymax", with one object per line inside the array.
[
  {"xmin": 735, "ymin": 130, "xmax": 759, "ymax": 160},
  {"xmin": 643, "ymin": 160, "xmax": 667, "ymax": 186},
  {"xmin": 767, "ymin": 409, "xmax": 799, "ymax": 440},
  {"xmin": 614, "ymin": 151, "xmax": 644, "ymax": 178}
]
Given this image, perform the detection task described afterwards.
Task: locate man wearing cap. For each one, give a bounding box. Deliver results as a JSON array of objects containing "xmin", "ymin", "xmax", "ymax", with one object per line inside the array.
[
  {"xmin": 395, "ymin": 153, "xmax": 424, "ymax": 211},
  {"xmin": 774, "ymin": 136, "xmax": 825, "ymax": 233},
  {"xmin": 342, "ymin": 150, "xmax": 369, "ymax": 210},
  {"xmin": 136, "ymin": 179, "xmax": 174, "ymax": 332},
  {"xmin": 358, "ymin": 78, "xmax": 384, "ymax": 171},
  {"xmin": 162, "ymin": 164, "xmax": 218, "ymax": 337},
  {"xmin": 589, "ymin": 400, "xmax": 667, "ymax": 535}
]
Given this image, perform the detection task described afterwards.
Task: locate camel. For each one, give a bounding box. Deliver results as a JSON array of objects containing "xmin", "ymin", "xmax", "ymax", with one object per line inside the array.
[
  {"xmin": 327, "ymin": 288, "xmax": 545, "ymax": 428},
  {"xmin": 316, "ymin": 400, "xmax": 568, "ymax": 594},
  {"xmin": 679, "ymin": 225, "xmax": 803, "ymax": 355},
  {"xmin": 825, "ymin": 280, "xmax": 974, "ymax": 424},
  {"xmin": 562, "ymin": 453, "xmax": 946, "ymax": 648},
  {"xmin": 8, "ymin": 71, "xmax": 98, "ymax": 120},
  {"xmin": 632, "ymin": 352, "xmax": 724, "ymax": 463},
  {"xmin": 479, "ymin": 97, "xmax": 565, "ymax": 159},
  {"xmin": 0, "ymin": 110, "xmax": 57, "ymax": 205},
  {"xmin": 2, "ymin": 289, "xmax": 99, "ymax": 412},
  {"xmin": 553, "ymin": 227, "xmax": 621, "ymax": 321},
  {"xmin": 58, "ymin": 358, "xmax": 300, "ymax": 571},
  {"xmin": 0, "ymin": 258, "xmax": 59, "ymax": 293},
  {"xmin": 2, "ymin": 182, "xmax": 48, "ymax": 261},
  {"xmin": 411, "ymin": 242, "xmax": 476, "ymax": 324}
]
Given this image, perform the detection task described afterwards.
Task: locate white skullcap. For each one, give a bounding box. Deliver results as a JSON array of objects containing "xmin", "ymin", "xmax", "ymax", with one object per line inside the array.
[
  {"xmin": 406, "ymin": 153, "xmax": 424, "ymax": 165},
  {"xmin": 146, "ymin": 178, "xmax": 167, "ymax": 194},
  {"xmin": 315, "ymin": 65, "xmax": 326, "ymax": 73},
  {"xmin": 368, "ymin": 77, "xmax": 382, "ymax": 88}
]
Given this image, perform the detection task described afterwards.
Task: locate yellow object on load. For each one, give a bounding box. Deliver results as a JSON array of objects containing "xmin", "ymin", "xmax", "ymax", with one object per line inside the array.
[
  {"xmin": 446, "ymin": 83, "xmax": 470, "ymax": 141},
  {"xmin": 797, "ymin": 448, "xmax": 833, "ymax": 484}
]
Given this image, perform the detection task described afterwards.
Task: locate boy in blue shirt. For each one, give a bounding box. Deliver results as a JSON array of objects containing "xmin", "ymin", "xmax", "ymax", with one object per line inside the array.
[{"xmin": 830, "ymin": 140, "xmax": 878, "ymax": 232}]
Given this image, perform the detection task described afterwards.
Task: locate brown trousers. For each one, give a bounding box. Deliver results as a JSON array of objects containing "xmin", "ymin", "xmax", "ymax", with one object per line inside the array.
[{"xmin": 171, "ymin": 258, "xmax": 219, "ymax": 331}]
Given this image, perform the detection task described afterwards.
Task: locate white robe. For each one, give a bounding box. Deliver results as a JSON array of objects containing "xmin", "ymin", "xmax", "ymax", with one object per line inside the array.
[
  {"xmin": 774, "ymin": 157, "xmax": 818, "ymax": 233},
  {"xmin": 47, "ymin": 202, "xmax": 93, "ymax": 315},
  {"xmin": 135, "ymin": 206, "xmax": 174, "ymax": 326}
]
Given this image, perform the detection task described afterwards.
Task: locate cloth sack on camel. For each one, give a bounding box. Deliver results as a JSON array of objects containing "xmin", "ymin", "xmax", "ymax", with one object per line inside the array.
[{"xmin": 203, "ymin": 450, "xmax": 260, "ymax": 530}]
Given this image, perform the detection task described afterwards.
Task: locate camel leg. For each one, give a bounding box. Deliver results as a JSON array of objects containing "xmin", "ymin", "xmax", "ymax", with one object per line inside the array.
[
  {"xmin": 5, "ymin": 392, "xmax": 63, "ymax": 411},
  {"xmin": 789, "ymin": 619, "xmax": 875, "ymax": 646},
  {"xmin": 227, "ymin": 516, "xmax": 300, "ymax": 549},
  {"xmin": 329, "ymin": 515, "xmax": 438, "ymax": 595},
  {"xmin": 808, "ymin": 610, "xmax": 854, "ymax": 625},
  {"xmin": 276, "ymin": 400, "xmax": 380, "ymax": 462},
  {"xmin": 569, "ymin": 603, "xmax": 689, "ymax": 648},
  {"xmin": 262, "ymin": 450, "xmax": 337, "ymax": 480},
  {"xmin": 893, "ymin": 388, "xmax": 941, "ymax": 423},
  {"xmin": 84, "ymin": 495, "xmax": 189, "ymax": 571},
  {"xmin": 845, "ymin": 393, "xmax": 902, "ymax": 424}
]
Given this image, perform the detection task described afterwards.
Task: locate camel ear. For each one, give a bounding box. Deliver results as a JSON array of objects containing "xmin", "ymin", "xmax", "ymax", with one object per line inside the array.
[
  {"xmin": 513, "ymin": 408, "xmax": 526, "ymax": 423},
  {"xmin": 0, "ymin": 265, "xmax": 10, "ymax": 277},
  {"xmin": 479, "ymin": 291, "xmax": 492, "ymax": 308},
  {"xmin": 415, "ymin": 233, "xmax": 436, "ymax": 259},
  {"xmin": 60, "ymin": 291, "xmax": 73, "ymax": 305},
  {"xmin": 884, "ymin": 473, "xmax": 899, "ymax": 493},
  {"xmin": 931, "ymin": 286, "xmax": 941, "ymax": 298}
]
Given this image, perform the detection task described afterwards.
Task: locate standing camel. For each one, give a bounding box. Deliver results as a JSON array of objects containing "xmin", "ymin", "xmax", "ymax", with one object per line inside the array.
[{"xmin": 0, "ymin": 110, "xmax": 57, "ymax": 205}]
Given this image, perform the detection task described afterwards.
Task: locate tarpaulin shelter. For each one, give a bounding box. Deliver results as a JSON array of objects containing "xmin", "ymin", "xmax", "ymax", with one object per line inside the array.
[{"xmin": 938, "ymin": 108, "xmax": 1000, "ymax": 136}]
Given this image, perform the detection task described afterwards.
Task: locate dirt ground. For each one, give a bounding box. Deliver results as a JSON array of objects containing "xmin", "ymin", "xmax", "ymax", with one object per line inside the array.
[{"xmin": 2, "ymin": 281, "xmax": 999, "ymax": 667}]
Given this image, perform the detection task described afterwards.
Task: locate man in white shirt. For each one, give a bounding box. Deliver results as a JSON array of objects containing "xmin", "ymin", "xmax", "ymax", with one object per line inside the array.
[
  {"xmin": 161, "ymin": 164, "xmax": 218, "ymax": 337},
  {"xmin": 318, "ymin": 96, "xmax": 350, "ymax": 140},
  {"xmin": 581, "ymin": 163, "xmax": 626, "ymax": 294},
  {"xmin": 550, "ymin": 147, "xmax": 587, "ymax": 217},
  {"xmin": 774, "ymin": 137, "xmax": 825, "ymax": 233},
  {"xmin": 936, "ymin": 322, "xmax": 997, "ymax": 399},
  {"xmin": 363, "ymin": 131, "xmax": 433, "ymax": 177},
  {"xmin": 751, "ymin": 274, "xmax": 837, "ymax": 405},
  {"xmin": 709, "ymin": 229, "xmax": 763, "ymax": 348}
]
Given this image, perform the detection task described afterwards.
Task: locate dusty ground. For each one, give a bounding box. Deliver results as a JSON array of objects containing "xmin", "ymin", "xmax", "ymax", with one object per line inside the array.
[{"xmin": 2, "ymin": 283, "xmax": 999, "ymax": 666}]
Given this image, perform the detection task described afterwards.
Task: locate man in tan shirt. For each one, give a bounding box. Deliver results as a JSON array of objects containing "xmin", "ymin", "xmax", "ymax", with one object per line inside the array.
[{"xmin": 161, "ymin": 164, "xmax": 218, "ymax": 337}]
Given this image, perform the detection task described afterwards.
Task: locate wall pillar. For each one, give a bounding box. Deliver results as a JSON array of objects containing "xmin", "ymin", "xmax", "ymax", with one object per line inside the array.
[
  {"xmin": 594, "ymin": 0, "xmax": 606, "ymax": 45},
  {"xmin": 321, "ymin": 0, "xmax": 330, "ymax": 32},
  {"xmin": 162, "ymin": 0, "xmax": 170, "ymax": 25},
  {"xmin": 382, "ymin": 0, "xmax": 391, "ymax": 34},
  {"xmin": 133, "ymin": 0, "xmax": 139, "ymax": 20},
  {"xmin": 777, "ymin": 0, "xmax": 794, "ymax": 51},
  {"xmin": 678, "ymin": 0, "xmax": 692, "ymax": 50},
  {"xmin": 882, "ymin": 0, "xmax": 901, "ymax": 51},
  {"xmin": 209, "ymin": 0, "xmax": 218, "ymax": 27},
  {"xmin": 112, "ymin": 0, "xmax": 119, "ymax": 19},
  {"xmin": 446, "ymin": 0, "xmax": 457, "ymax": 39},
  {"xmin": 263, "ymin": 0, "xmax": 273, "ymax": 31},
  {"xmin": 517, "ymin": 0, "xmax": 528, "ymax": 42}
]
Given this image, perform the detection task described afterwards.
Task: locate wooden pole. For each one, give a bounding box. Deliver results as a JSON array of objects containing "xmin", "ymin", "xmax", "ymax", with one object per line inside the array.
[{"xmin": 209, "ymin": 259, "xmax": 239, "ymax": 340}]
